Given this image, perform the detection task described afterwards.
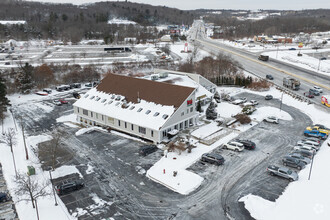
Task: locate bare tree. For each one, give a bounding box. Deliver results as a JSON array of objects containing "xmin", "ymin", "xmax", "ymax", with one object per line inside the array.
[
  {"xmin": 48, "ymin": 128, "xmax": 67, "ymax": 171},
  {"xmin": 81, "ymin": 50, "xmax": 87, "ymax": 59},
  {"xmin": 2, "ymin": 128, "xmax": 18, "ymax": 177},
  {"xmin": 13, "ymin": 172, "xmax": 50, "ymax": 209}
]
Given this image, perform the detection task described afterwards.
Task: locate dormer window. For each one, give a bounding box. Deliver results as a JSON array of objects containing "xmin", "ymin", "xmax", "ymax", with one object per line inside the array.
[
  {"xmin": 101, "ymin": 99, "xmax": 107, "ymax": 103},
  {"xmin": 115, "ymin": 102, "xmax": 120, "ymax": 106},
  {"xmin": 84, "ymin": 94, "xmax": 89, "ymax": 98},
  {"xmin": 90, "ymin": 95, "xmax": 95, "ymax": 100},
  {"xmin": 153, "ymin": 112, "xmax": 160, "ymax": 117},
  {"xmin": 95, "ymin": 97, "xmax": 101, "ymax": 101},
  {"xmin": 129, "ymin": 106, "xmax": 135, "ymax": 110},
  {"xmin": 108, "ymin": 100, "xmax": 113, "ymax": 104},
  {"xmin": 111, "ymin": 95, "xmax": 115, "ymax": 99},
  {"xmin": 145, "ymin": 110, "xmax": 151, "ymax": 115},
  {"xmin": 137, "ymin": 108, "xmax": 143, "ymax": 112},
  {"xmin": 162, "ymin": 114, "xmax": 169, "ymax": 119}
]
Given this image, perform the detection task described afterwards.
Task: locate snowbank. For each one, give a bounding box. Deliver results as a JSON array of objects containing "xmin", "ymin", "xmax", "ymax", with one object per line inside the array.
[{"xmin": 50, "ymin": 165, "xmax": 83, "ymax": 179}]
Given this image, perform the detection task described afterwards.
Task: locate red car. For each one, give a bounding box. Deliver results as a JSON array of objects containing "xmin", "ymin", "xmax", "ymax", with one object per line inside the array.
[
  {"xmin": 304, "ymin": 93, "xmax": 314, "ymax": 98},
  {"xmin": 59, "ymin": 99, "xmax": 68, "ymax": 104}
]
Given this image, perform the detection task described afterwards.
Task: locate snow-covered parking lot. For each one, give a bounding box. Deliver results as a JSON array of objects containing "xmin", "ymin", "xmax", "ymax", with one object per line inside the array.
[{"xmin": 0, "ymin": 84, "xmax": 329, "ymax": 220}]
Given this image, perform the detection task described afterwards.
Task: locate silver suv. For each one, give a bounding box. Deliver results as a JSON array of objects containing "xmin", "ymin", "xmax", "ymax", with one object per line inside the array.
[{"xmin": 222, "ymin": 141, "xmax": 244, "ymax": 152}]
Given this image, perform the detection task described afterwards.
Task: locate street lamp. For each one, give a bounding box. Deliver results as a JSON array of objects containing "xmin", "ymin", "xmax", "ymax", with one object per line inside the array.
[
  {"xmin": 49, "ymin": 170, "xmax": 58, "ymax": 206},
  {"xmin": 308, "ymin": 151, "xmax": 315, "ymax": 180},
  {"xmin": 317, "ymin": 59, "xmax": 321, "ymax": 72}
]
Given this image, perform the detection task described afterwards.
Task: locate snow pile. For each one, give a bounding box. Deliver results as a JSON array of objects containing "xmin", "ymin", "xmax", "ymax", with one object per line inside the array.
[
  {"xmin": 50, "ymin": 165, "xmax": 83, "ymax": 179},
  {"xmin": 0, "ymin": 20, "xmax": 26, "ymax": 25},
  {"xmin": 72, "ymin": 193, "xmax": 112, "ymax": 218},
  {"xmin": 147, "ymin": 132, "xmax": 238, "ymax": 195},
  {"xmin": 252, "ymin": 106, "xmax": 292, "ymax": 121},
  {"xmin": 191, "ymin": 122, "xmax": 222, "ymax": 139},
  {"xmin": 216, "ymin": 102, "xmax": 242, "ymax": 118},
  {"xmin": 75, "ymin": 126, "xmax": 107, "ymax": 136},
  {"xmin": 56, "ymin": 113, "xmax": 77, "ymax": 124}
]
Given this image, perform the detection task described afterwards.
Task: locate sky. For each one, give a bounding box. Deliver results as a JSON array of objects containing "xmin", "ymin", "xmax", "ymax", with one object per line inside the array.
[{"xmin": 25, "ymin": 0, "xmax": 330, "ymax": 10}]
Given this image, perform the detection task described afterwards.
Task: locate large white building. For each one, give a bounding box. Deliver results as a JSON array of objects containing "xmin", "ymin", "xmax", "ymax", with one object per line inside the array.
[{"xmin": 73, "ymin": 73, "xmax": 200, "ymax": 143}]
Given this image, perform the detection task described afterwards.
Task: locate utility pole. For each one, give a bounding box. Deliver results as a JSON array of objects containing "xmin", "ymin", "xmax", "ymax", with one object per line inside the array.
[
  {"xmin": 35, "ymin": 198, "xmax": 40, "ymax": 220},
  {"xmin": 308, "ymin": 151, "xmax": 315, "ymax": 180},
  {"xmin": 280, "ymin": 93, "xmax": 284, "ymax": 112},
  {"xmin": 317, "ymin": 59, "xmax": 321, "ymax": 72},
  {"xmin": 49, "ymin": 171, "xmax": 58, "ymax": 206},
  {"xmin": 20, "ymin": 117, "xmax": 29, "ymax": 160}
]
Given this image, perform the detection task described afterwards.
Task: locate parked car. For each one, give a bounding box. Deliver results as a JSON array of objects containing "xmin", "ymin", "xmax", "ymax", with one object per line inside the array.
[
  {"xmin": 42, "ymin": 88, "xmax": 52, "ymax": 94},
  {"xmin": 53, "ymin": 100, "xmax": 62, "ymax": 106},
  {"xmin": 139, "ymin": 145, "xmax": 158, "ymax": 156},
  {"xmin": 297, "ymin": 140, "xmax": 320, "ymax": 147},
  {"xmin": 265, "ymin": 95, "xmax": 273, "ymax": 100},
  {"xmin": 288, "ymin": 153, "xmax": 311, "ymax": 165},
  {"xmin": 201, "ymin": 153, "xmax": 225, "ymax": 165},
  {"xmin": 73, "ymin": 92, "xmax": 81, "ymax": 99},
  {"xmin": 222, "ymin": 141, "xmax": 244, "ymax": 152},
  {"xmin": 264, "ymin": 116, "xmax": 279, "ymax": 124},
  {"xmin": 55, "ymin": 179, "xmax": 84, "ymax": 195},
  {"xmin": 309, "ymin": 89, "xmax": 320, "ymax": 96},
  {"xmin": 303, "ymin": 92, "xmax": 314, "ymax": 98},
  {"xmin": 244, "ymin": 100, "xmax": 258, "ymax": 106},
  {"xmin": 59, "ymin": 99, "xmax": 68, "ymax": 104},
  {"xmin": 266, "ymin": 165, "xmax": 298, "ymax": 181},
  {"xmin": 304, "ymin": 130, "xmax": 328, "ymax": 140},
  {"xmin": 293, "ymin": 149, "xmax": 314, "ymax": 159},
  {"xmin": 232, "ymin": 98, "xmax": 247, "ymax": 105},
  {"xmin": 296, "ymin": 142, "xmax": 319, "ymax": 151},
  {"xmin": 282, "ymin": 156, "xmax": 306, "ymax": 170},
  {"xmin": 313, "ymin": 86, "xmax": 323, "ymax": 93},
  {"xmin": 320, "ymin": 57, "xmax": 327, "ymax": 60},
  {"xmin": 234, "ymin": 139, "xmax": 256, "ymax": 150},
  {"xmin": 288, "ymin": 48, "xmax": 296, "ymax": 50},
  {"xmin": 293, "ymin": 145, "xmax": 316, "ymax": 154},
  {"xmin": 303, "ymin": 137, "xmax": 321, "ymax": 144},
  {"xmin": 70, "ymin": 83, "xmax": 81, "ymax": 89},
  {"xmin": 0, "ymin": 192, "xmax": 9, "ymax": 203},
  {"xmin": 266, "ymin": 74, "xmax": 274, "ymax": 80}
]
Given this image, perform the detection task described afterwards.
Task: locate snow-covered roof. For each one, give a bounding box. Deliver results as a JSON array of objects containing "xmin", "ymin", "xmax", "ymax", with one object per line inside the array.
[
  {"xmin": 73, "ymin": 88, "xmax": 175, "ymax": 130},
  {"xmin": 73, "ymin": 74, "xmax": 195, "ymax": 130},
  {"xmin": 141, "ymin": 73, "xmax": 213, "ymax": 100}
]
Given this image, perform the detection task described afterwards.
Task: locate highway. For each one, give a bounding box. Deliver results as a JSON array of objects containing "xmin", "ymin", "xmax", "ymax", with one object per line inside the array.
[{"xmin": 189, "ymin": 21, "xmax": 330, "ymax": 109}]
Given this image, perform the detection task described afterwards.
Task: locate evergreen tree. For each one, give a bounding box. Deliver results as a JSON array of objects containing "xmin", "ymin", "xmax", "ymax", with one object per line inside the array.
[
  {"xmin": 196, "ymin": 100, "xmax": 202, "ymax": 113},
  {"xmin": 0, "ymin": 74, "xmax": 11, "ymax": 132},
  {"xmin": 16, "ymin": 63, "xmax": 34, "ymax": 94}
]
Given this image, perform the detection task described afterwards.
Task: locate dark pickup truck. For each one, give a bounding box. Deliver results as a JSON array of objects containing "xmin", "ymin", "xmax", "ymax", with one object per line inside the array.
[
  {"xmin": 55, "ymin": 179, "xmax": 84, "ymax": 195},
  {"xmin": 266, "ymin": 165, "xmax": 298, "ymax": 181}
]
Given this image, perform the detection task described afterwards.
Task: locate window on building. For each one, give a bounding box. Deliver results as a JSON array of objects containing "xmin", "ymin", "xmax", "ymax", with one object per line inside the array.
[
  {"xmin": 102, "ymin": 115, "xmax": 104, "ymax": 121},
  {"xmin": 115, "ymin": 102, "xmax": 120, "ymax": 106},
  {"xmin": 145, "ymin": 110, "xmax": 151, "ymax": 115},
  {"xmin": 101, "ymin": 99, "xmax": 107, "ymax": 103},
  {"xmin": 139, "ymin": 126, "xmax": 146, "ymax": 134},
  {"xmin": 129, "ymin": 106, "xmax": 135, "ymax": 110},
  {"xmin": 90, "ymin": 95, "xmax": 95, "ymax": 100},
  {"xmin": 162, "ymin": 114, "xmax": 169, "ymax": 119},
  {"xmin": 151, "ymin": 130, "xmax": 154, "ymax": 137},
  {"xmin": 137, "ymin": 108, "xmax": 143, "ymax": 112},
  {"xmin": 108, "ymin": 100, "xmax": 113, "ymax": 105},
  {"xmin": 190, "ymin": 107, "xmax": 193, "ymax": 112},
  {"xmin": 125, "ymin": 122, "xmax": 127, "ymax": 128},
  {"xmin": 91, "ymin": 112, "xmax": 93, "ymax": 117},
  {"xmin": 95, "ymin": 97, "xmax": 101, "ymax": 101},
  {"xmin": 77, "ymin": 107, "xmax": 79, "ymax": 113},
  {"xmin": 84, "ymin": 94, "xmax": 89, "ymax": 98},
  {"xmin": 187, "ymin": 109, "xmax": 189, "ymax": 114},
  {"xmin": 153, "ymin": 112, "xmax": 159, "ymax": 117},
  {"xmin": 174, "ymin": 125, "xmax": 178, "ymax": 129},
  {"xmin": 96, "ymin": 113, "xmax": 98, "ymax": 119},
  {"xmin": 181, "ymin": 112, "xmax": 184, "ymax": 116},
  {"xmin": 118, "ymin": 120, "xmax": 121, "ymax": 126},
  {"xmin": 108, "ymin": 117, "xmax": 114, "ymax": 124},
  {"xmin": 83, "ymin": 109, "xmax": 88, "ymax": 116},
  {"xmin": 111, "ymin": 95, "xmax": 115, "ymax": 99},
  {"xmin": 131, "ymin": 124, "xmax": 134, "ymax": 130},
  {"xmin": 180, "ymin": 123, "xmax": 183, "ymax": 129}
]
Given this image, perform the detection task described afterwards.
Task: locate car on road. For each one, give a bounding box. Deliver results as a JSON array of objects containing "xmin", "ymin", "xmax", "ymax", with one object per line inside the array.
[
  {"xmin": 320, "ymin": 57, "xmax": 327, "ymax": 60},
  {"xmin": 313, "ymin": 86, "xmax": 323, "ymax": 93},
  {"xmin": 139, "ymin": 145, "xmax": 158, "ymax": 156},
  {"xmin": 53, "ymin": 100, "xmax": 62, "ymax": 106},
  {"xmin": 266, "ymin": 165, "xmax": 298, "ymax": 181},
  {"xmin": 264, "ymin": 116, "xmax": 279, "ymax": 124},
  {"xmin": 303, "ymin": 92, "xmax": 314, "ymax": 98},
  {"xmin": 293, "ymin": 149, "xmax": 314, "ymax": 159},
  {"xmin": 282, "ymin": 156, "xmax": 306, "ymax": 170},
  {"xmin": 222, "ymin": 141, "xmax": 244, "ymax": 152},
  {"xmin": 55, "ymin": 179, "xmax": 84, "ymax": 195},
  {"xmin": 288, "ymin": 153, "xmax": 311, "ymax": 165},
  {"xmin": 59, "ymin": 99, "xmax": 68, "ymax": 104},
  {"xmin": 234, "ymin": 139, "xmax": 256, "ymax": 150},
  {"xmin": 0, "ymin": 192, "xmax": 9, "ymax": 203},
  {"xmin": 201, "ymin": 153, "xmax": 225, "ymax": 165},
  {"xmin": 266, "ymin": 74, "xmax": 274, "ymax": 80},
  {"xmin": 309, "ymin": 89, "xmax": 320, "ymax": 96},
  {"xmin": 288, "ymin": 48, "xmax": 296, "ymax": 50},
  {"xmin": 265, "ymin": 95, "xmax": 273, "ymax": 100}
]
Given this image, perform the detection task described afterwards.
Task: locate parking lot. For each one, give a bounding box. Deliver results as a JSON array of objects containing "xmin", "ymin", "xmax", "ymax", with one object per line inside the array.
[{"xmin": 9, "ymin": 90, "xmax": 316, "ymax": 219}]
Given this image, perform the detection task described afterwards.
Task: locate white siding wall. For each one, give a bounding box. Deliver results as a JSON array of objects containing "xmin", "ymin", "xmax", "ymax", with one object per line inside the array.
[{"xmin": 73, "ymin": 106, "xmax": 160, "ymax": 143}]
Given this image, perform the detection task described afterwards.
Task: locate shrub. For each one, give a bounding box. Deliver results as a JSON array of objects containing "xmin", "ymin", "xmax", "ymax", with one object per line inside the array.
[
  {"xmin": 247, "ymin": 79, "xmax": 271, "ymax": 91},
  {"xmin": 234, "ymin": 114, "xmax": 251, "ymax": 124}
]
